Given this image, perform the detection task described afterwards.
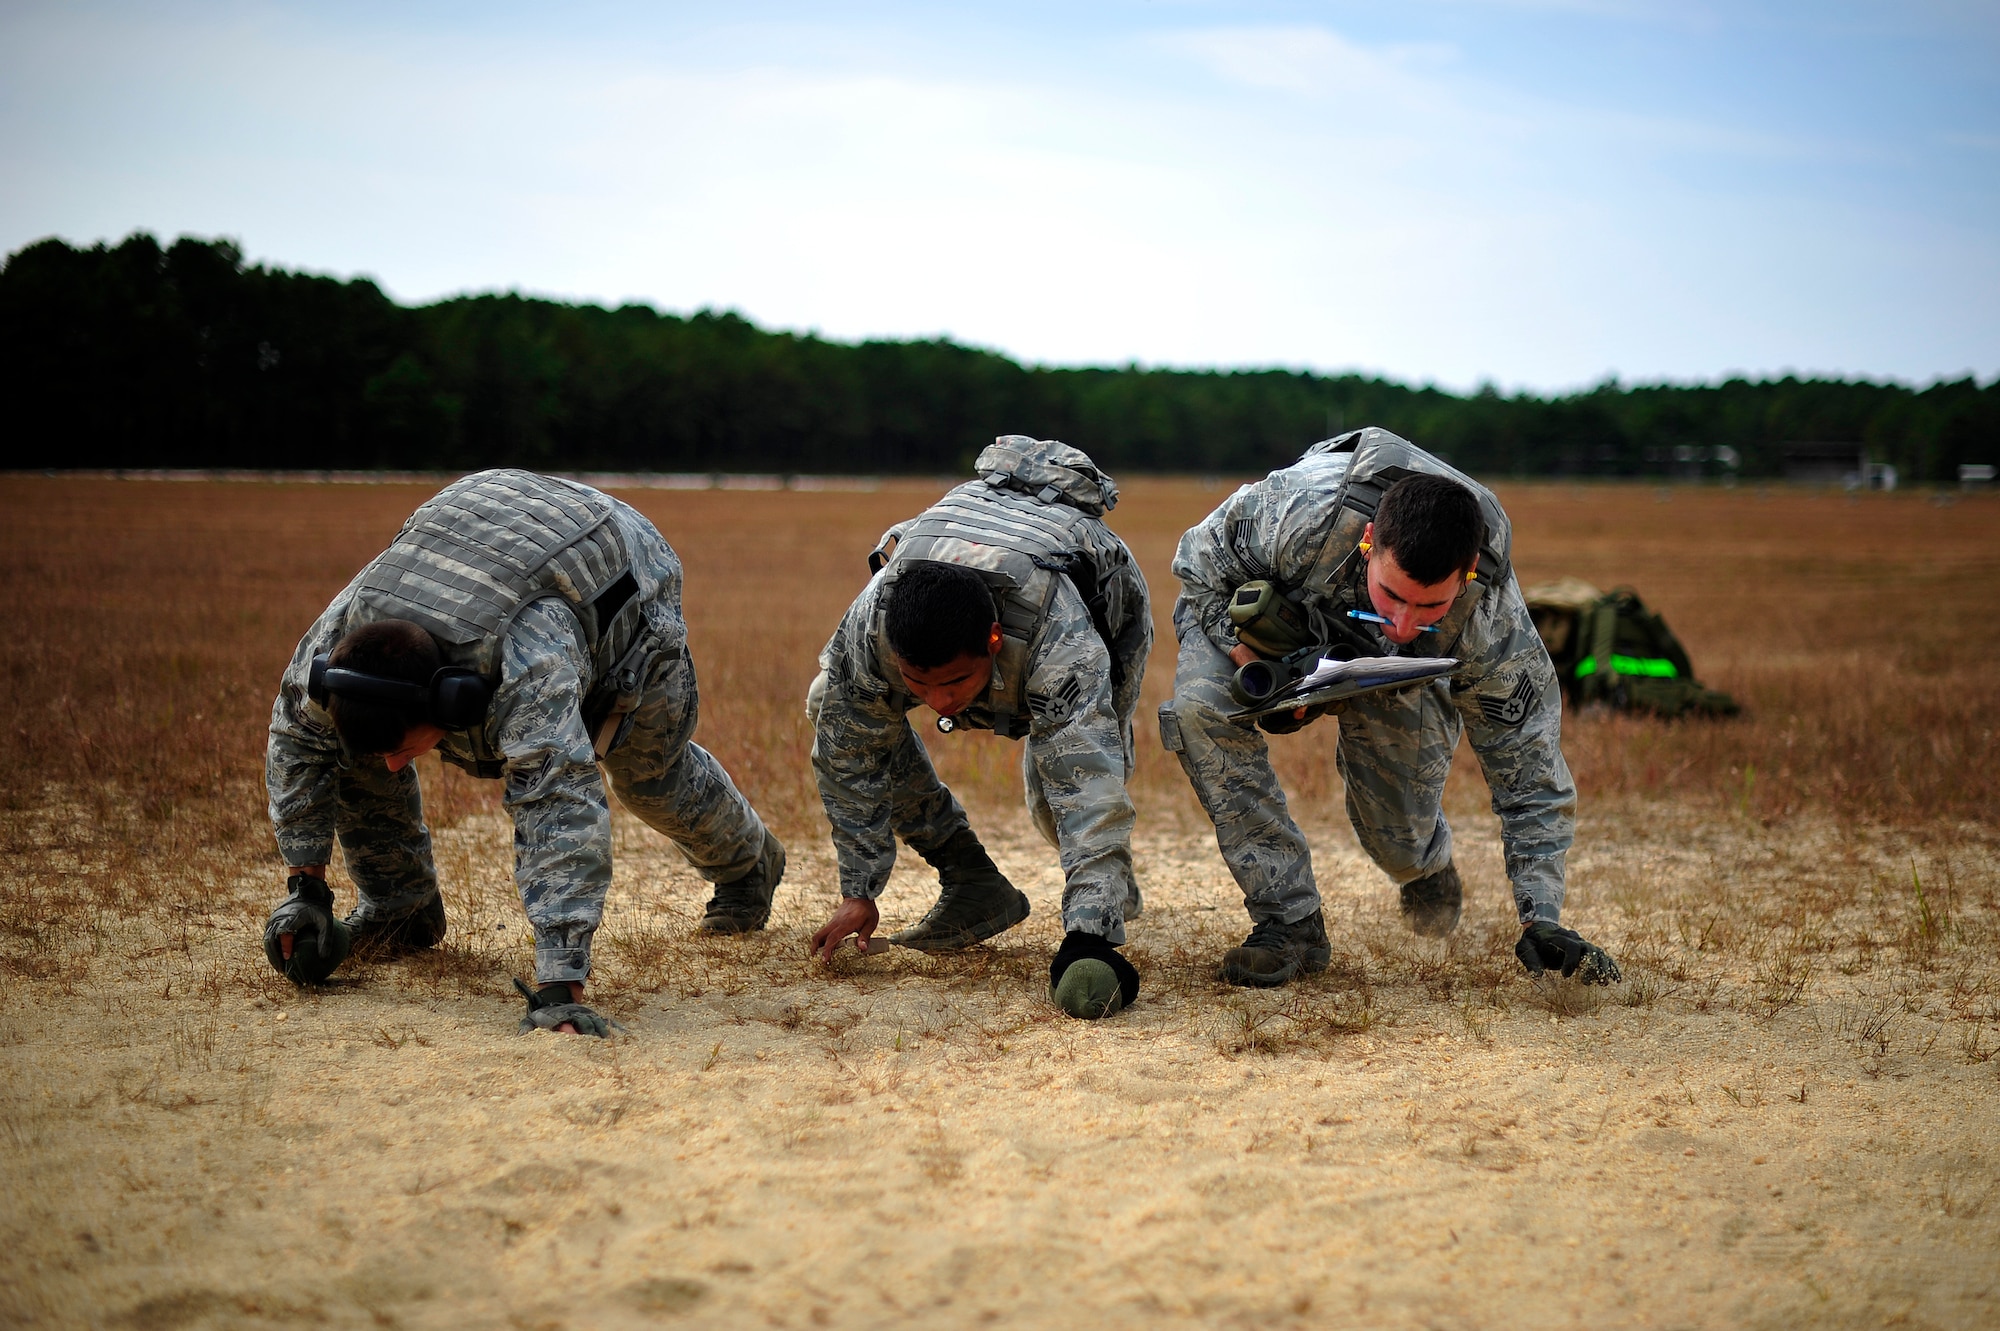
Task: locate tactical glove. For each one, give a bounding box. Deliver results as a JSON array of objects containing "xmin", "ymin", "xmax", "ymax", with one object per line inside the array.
[
  {"xmin": 1258, "ymin": 703, "xmax": 1333, "ymax": 735},
  {"xmin": 262, "ymin": 873, "xmax": 352, "ymax": 985},
  {"xmin": 1048, "ymin": 930, "xmax": 1140, "ymax": 1018},
  {"xmin": 1515, "ymin": 922, "xmax": 1621, "ymax": 985},
  {"xmin": 513, "ymin": 978, "xmax": 626, "ymax": 1038}
]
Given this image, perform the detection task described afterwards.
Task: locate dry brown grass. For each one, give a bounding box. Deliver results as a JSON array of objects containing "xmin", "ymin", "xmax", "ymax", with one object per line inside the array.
[
  {"xmin": 3, "ymin": 476, "xmax": 1993, "ymax": 847},
  {"xmin": 2, "ymin": 474, "xmax": 1997, "ymax": 1329}
]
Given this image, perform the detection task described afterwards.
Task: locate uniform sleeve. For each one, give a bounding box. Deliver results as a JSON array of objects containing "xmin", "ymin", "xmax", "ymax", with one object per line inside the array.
[
  {"xmin": 265, "ymin": 596, "xmax": 357, "ymax": 869},
  {"xmin": 1449, "ymin": 576, "xmax": 1577, "ymax": 924},
  {"xmin": 810, "ymin": 584, "xmax": 910, "ymax": 900},
  {"xmin": 1025, "ymin": 583, "xmax": 1138, "ymax": 904},
  {"xmin": 1105, "ymin": 556, "xmax": 1153, "ymax": 745},
  {"xmin": 491, "ymin": 598, "xmax": 613, "ymax": 983},
  {"xmin": 1170, "ymin": 480, "xmax": 1345, "ymax": 652}
]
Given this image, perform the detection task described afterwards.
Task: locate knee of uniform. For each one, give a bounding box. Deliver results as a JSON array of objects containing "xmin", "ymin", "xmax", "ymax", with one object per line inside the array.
[
  {"xmin": 1170, "ymin": 670, "xmax": 1238, "ymax": 727},
  {"xmin": 1157, "ymin": 692, "xmax": 1250, "ymax": 766},
  {"xmin": 1359, "ymin": 837, "xmax": 1430, "ymax": 884}
]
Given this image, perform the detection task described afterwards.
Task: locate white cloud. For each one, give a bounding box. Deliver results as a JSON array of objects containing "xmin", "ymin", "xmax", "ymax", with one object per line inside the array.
[{"xmin": 0, "ymin": 2, "xmax": 1992, "ymax": 388}]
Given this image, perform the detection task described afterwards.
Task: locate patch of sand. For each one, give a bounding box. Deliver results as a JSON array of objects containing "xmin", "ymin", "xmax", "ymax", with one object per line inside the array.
[{"xmin": 3, "ymin": 801, "xmax": 1997, "ymax": 1329}]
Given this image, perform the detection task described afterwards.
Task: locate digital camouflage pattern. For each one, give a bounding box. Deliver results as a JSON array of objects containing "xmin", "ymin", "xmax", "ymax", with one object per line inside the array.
[
  {"xmin": 267, "ymin": 491, "xmax": 769, "ymax": 985},
  {"xmin": 810, "ymin": 506, "xmax": 1151, "ymax": 944},
  {"xmin": 1164, "ymin": 435, "xmax": 1575, "ymax": 927}
]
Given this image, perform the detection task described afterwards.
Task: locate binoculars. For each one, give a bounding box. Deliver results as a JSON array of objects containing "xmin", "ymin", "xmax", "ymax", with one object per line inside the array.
[{"xmin": 1230, "ymin": 643, "xmax": 1350, "ymax": 708}]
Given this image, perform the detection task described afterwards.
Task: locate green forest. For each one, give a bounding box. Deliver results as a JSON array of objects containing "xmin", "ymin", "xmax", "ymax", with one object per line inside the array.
[{"xmin": 3, "ymin": 232, "xmax": 1994, "ymax": 481}]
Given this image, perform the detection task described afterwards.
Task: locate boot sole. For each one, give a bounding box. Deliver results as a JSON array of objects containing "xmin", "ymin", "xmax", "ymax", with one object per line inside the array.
[
  {"xmin": 889, "ymin": 891, "xmax": 1031, "ymax": 952},
  {"xmin": 1051, "ymin": 959, "xmax": 1124, "ymax": 1019},
  {"xmin": 1220, "ymin": 945, "xmax": 1332, "ymax": 988}
]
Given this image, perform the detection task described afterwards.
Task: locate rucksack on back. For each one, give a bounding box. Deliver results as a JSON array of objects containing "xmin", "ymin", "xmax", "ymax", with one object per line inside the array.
[
  {"xmin": 1525, "ymin": 579, "xmax": 1739, "ymax": 719},
  {"xmin": 867, "ymin": 436, "xmax": 1148, "ymax": 737}
]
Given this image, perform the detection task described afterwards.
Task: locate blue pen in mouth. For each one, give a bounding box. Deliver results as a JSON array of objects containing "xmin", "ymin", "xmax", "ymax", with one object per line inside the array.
[{"xmin": 1348, "ymin": 609, "xmax": 1440, "ymax": 634}]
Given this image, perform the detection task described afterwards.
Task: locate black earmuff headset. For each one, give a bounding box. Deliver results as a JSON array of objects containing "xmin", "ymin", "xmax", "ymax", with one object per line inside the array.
[{"xmin": 308, "ymin": 655, "xmax": 493, "ymax": 731}]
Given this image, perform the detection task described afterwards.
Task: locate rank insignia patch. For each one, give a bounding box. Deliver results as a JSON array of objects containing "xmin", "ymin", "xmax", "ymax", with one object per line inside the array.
[
  {"xmin": 1478, "ymin": 673, "xmax": 1536, "ymax": 727},
  {"xmin": 1030, "ymin": 673, "xmax": 1084, "ymax": 725}
]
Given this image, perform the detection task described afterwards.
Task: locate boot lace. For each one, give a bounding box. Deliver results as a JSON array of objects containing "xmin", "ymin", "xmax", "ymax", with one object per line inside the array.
[{"xmin": 1240, "ymin": 916, "xmax": 1298, "ymax": 952}]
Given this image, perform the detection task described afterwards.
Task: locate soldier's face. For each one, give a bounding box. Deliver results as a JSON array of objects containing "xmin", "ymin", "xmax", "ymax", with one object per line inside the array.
[
  {"xmin": 895, "ymin": 625, "xmax": 1004, "ymax": 719},
  {"xmin": 1365, "ymin": 546, "xmax": 1466, "ymax": 644},
  {"xmin": 382, "ymin": 724, "xmax": 446, "ymax": 772}
]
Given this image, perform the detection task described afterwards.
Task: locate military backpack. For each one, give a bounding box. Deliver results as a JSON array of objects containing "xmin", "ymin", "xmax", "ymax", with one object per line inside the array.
[
  {"xmin": 867, "ymin": 437, "xmax": 1148, "ymax": 739},
  {"xmin": 1524, "ymin": 578, "xmax": 1738, "ymax": 719}
]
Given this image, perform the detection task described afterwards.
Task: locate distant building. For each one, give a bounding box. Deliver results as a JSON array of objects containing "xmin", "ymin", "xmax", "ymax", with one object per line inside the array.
[
  {"xmin": 1782, "ymin": 443, "xmax": 1865, "ymax": 486},
  {"xmin": 1781, "ymin": 443, "xmax": 1894, "ymax": 489},
  {"xmin": 1646, "ymin": 443, "xmax": 1740, "ymax": 480}
]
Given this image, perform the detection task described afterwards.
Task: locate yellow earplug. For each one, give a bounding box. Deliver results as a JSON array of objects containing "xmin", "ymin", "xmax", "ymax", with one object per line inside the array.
[
  {"xmin": 1466, "ymin": 569, "xmax": 1478, "ymax": 581},
  {"xmin": 1358, "ymin": 540, "xmax": 1372, "ymax": 553}
]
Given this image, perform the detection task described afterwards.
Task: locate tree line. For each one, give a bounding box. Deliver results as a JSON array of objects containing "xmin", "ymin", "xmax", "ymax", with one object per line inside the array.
[{"xmin": 3, "ymin": 232, "xmax": 1993, "ymax": 481}]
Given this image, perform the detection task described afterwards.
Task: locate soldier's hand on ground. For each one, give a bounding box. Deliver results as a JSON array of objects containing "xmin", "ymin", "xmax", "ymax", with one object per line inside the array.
[
  {"xmin": 810, "ymin": 897, "xmax": 881, "ymax": 964},
  {"xmin": 512, "ymin": 978, "xmax": 624, "ymax": 1038},
  {"xmin": 262, "ymin": 871, "xmax": 351, "ymax": 985},
  {"xmin": 1515, "ymin": 921, "xmax": 1621, "ymax": 985}
]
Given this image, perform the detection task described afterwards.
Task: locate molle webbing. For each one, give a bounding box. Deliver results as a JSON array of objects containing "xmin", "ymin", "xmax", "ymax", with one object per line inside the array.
[
  {"xmin": 1304, "ymin": 430, "xmax": 1511, "ymax": 585},
  {"xmin": 350, "ymin": 469, "xmax": 642, "ymax": 679},
  {"xmin": 873, "ymin": 480, "xmax": 1116, "ymax": 740},
  {"xmin": 1290, "ymin": 431, "xmax": 1513, "ymax": 646},
  {"xmin": 893, "ymin": 487, "xmax": 1097, "ymax": 564}
]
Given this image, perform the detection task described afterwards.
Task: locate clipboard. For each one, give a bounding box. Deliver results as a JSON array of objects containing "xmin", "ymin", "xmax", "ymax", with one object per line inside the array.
[{"xmin": 1229, "ymin": 655, "xmax": 1460, "ymax": 724}]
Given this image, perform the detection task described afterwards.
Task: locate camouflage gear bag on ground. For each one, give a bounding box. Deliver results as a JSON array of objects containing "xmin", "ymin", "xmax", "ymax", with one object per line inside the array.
[{"xmin": 1525, "ymin": 578, "xmax": 1738, "ymax": 719}]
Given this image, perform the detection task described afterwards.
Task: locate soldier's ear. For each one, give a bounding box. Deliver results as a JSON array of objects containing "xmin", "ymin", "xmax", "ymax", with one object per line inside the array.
[
  {"xmin": 1359, "ymin": 521, "xmax": 1375, "ymax": 555},
  {"xmin": 987, "ymin": 623, "xmax": 1004, "ymax": 657}
]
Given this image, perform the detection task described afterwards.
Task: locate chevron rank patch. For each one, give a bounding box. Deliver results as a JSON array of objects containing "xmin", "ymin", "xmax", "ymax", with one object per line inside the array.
[
  {"xmin": 1478, "ymin": 673, "xmax": 1536, "ymax": 727},
  {"xmin": 1030, "ymin": 673, "xmax": 1084, "ymax": 725}
]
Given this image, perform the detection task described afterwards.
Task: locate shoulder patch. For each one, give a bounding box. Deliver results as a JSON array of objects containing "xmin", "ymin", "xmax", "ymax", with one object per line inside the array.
[
  {"xmin": 1478, "ymin": 673, "xmax": 1537, "ymax": 727},
  {"xmin": 1029, "ymin": 673, "xmax": 1084, "ymax": 726}
]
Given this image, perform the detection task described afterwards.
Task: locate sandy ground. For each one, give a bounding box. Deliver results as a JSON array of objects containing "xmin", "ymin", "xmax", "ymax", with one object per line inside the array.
[{"xmin": 3, "ymin": 793, "xmax": 1997, "ymax": 1331}]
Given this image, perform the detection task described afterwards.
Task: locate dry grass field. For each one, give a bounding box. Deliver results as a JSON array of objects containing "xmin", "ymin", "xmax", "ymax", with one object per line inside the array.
[{"xmin": 2, "ymin": 473, "xmax": 1997, "ymax": 1330}]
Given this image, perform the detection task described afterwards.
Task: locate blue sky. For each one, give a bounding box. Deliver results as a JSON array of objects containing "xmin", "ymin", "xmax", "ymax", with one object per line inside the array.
[{"xmin": 2, "ymin": 0, "xmax": 1995, "ymax": 390}]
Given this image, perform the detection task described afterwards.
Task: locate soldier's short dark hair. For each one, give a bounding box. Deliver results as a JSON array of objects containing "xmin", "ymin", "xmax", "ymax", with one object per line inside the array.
[
  {"xmin": 326, "ymin": 620, "xmax": 441, "ymax": 755},
  {"xmin": 885, "ymin": 561, "xmax": 1000, "ymax": 669},
  {"xmin": 1373, "ymin": 475, "xmax": 1484, "ymax": 585}
]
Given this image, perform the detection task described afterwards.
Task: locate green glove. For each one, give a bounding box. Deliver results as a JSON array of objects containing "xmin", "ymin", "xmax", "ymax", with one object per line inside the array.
[
  {"xmin": 513, "ymin": 978, "xmax": 626, "ymax": 1038},
  {"xmin": 262, "ymin": 874, "xmax": 352, "ymax": 985},
  {"xmin": 1515, "ymin": 922, "xmax": 1621, "ymax": 985}
]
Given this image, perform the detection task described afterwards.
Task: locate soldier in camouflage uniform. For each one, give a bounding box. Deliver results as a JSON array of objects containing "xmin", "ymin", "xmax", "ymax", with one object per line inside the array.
[
  {"xmin": 806, "ymin": 438, "xmax": 1153, "ymax": 1019},
  {"xmin": 1162, "ymin": 428, "xmax": 1620, "ymax": 987},
  {"xmin": 262, "ymin": 470, "xmax": 784, "ymax": 1036}
]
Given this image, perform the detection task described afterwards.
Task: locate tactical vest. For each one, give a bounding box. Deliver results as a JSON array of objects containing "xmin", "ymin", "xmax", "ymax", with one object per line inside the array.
[
  {"xmin": 868, "ymin": 437, "xmax": 1142, "ymax": 739},
  {"xmin": 344, "ymin": 469, "xmax": 648, "ymax": 686},
  {"xmin": 1270, "ymin": 429, "xmax": 1514, "ymax": 646}
]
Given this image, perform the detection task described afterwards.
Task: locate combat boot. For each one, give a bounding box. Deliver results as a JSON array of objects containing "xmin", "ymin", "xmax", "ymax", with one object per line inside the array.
[
  {"xmin": 1220, "ymin": 909, "xmax": 1331, "ymax": 988},
  {"xmin": 1399, "ymin": 862, "xmax": 1462, "ymax": 938},
  {"xmin": 888, "ymin": 827, "xmax": 1031, "ymax": 951},
  {"xmin": 699, "ymin": 829, "xmax": 787, "ymax": 933},
  {"xmin": 344, "ymin": 890, "xmax": 448, "ymax": 956}
]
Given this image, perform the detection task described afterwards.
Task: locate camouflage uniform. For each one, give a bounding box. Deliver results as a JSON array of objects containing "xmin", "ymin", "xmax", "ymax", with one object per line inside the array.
[
  {"xmin": 1162, "ymin": 430, "xmax": 1575, "ymax": 928},
  {"xmin": 266, "ymin": 477, "xmax": 769, "ymax": 985},
  {"xmin": 808, "ymin": 442, "xmax": 1151, "ymax": 944}
]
